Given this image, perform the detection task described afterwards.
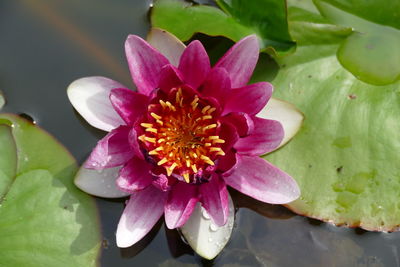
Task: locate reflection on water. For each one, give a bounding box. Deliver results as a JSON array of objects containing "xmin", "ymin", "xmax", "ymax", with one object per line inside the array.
[{"xmin": 1, "ymin": 0, "xmax": 399, "ymax": 266}]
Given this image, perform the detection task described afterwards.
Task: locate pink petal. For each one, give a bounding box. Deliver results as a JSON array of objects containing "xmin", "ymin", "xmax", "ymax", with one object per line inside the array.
[
  {"xmin": 116, "ymin": 158, "xmax": 153, "ymax": 193},
  {"xmin": 214, "ymin": 35, "xmax": 259, "ymax": 88},
  {"xmin": 216, "ymin": 149, "xmax": 237, "ymax": 173},
  {"xmin": 220, "ymin": 112, "xmax": 254, "ymax": 137},
  {"xmin": 67, "ymin": 76, "xmax": 126, "ymax": 132},
  {"xmin": 178, "ymin": 40, "xmax": 211, "ymax": 89},
  {"xmin": 223, "ymin": 155, "xmax": 300, "ymax": 204},
  {"xmin": 223, "ymin": 82, "xmax": 272, "ymax": 116},
  {"xmin": 164, "ymin": 182, "xmax": 199, "ymax": 229},
  {"xmin": 146, "ymin": 28, "xmax": 186, "ymax": 67},
  {"xmin": 116, "ymin": 186, "xmax": 167, "ymax": 247},
  {"xmin": 218, "ymin": 122, "xmax": 239, "ymax": 152},
  {"xmin": 158, "ymin": 64, "xmax": 184, "ymax": 93},
  {"xmin": 110, "ymin": 88, "xmax": 149, "ymax": 125},
  {"xmin": 234, "ymin": 117, "xmax": 283, "ymax": 156},
  {"xmin": 128, "ymin": 128, "xmax": 144, "ymax": 160},
  {"xmin": 200, "ymin": 67, "xmax": 231, "ymax": 103},
  {"xmin": 125, "ymin": 35, "xmax": 169, "ymax": 95},
  {"xmin": 199, "ymin": 174, "xmax": 229, "ymax": 226},
  {"xmin": 85, "ymin": 126, "xmax": 133, "ymax": 169}
]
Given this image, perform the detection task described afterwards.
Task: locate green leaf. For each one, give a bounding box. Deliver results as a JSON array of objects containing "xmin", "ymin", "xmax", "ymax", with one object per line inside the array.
[
  {"xmin": 0, "ymin": 124, "xmax": 17, "ymax": 199},
  {"xmin": 263, "ymin": 17, "xmax": 400, "ymax": 230},
  {"xmin": 151, "ymin": 0, "xmax": 295, "ymax": 56},
  {"xmin": 0, "ymin": 114, "xmax": 100, "ymax": 266},
  {"xmin": 314, "ymin": 0, "xmax": 400, "ymax": 85}
]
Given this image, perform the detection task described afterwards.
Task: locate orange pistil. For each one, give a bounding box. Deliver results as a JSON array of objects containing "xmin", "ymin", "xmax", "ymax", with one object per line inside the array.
[{"xmin": 139, "ymin": 88, "xmax": 225, "ymax": 183}]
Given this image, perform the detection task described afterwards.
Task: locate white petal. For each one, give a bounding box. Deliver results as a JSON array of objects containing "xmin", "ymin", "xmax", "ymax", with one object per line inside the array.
[
  {"xmin": 180, "ymin": 194, "xmax": 235, "ymax": 260},
  {"xmin": 116, "ymin": 186, "xmax": 166, "ymax": 248},
  {"xmin": 0, "ymin": 91, "xmax": 4, "ymax": 109},
  {"xmin": 67, "ymin": 76, "xmax": 126, "ymax": 132},
  {"xmin": 146, "ymin": 28, "xmax": 186, "ymax": 67},
  {"xmin": 74, "ymin": 164, "xmax": 129, "ymax": 198},
  {"xmin": 258, "ymin": 97, "xmax": 304, "ymax": 149}
]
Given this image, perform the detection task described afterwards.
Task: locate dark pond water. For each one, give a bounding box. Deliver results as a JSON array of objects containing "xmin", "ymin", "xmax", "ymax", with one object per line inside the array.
[{"xmin": 1, "ymin": 0, "xmax": 400, "ymax": 266}]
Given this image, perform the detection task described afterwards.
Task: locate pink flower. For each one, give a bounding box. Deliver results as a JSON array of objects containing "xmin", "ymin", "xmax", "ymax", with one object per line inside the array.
[{"xmin": 68, "ymin": 29, "xmax": 302, "ymax": 259}]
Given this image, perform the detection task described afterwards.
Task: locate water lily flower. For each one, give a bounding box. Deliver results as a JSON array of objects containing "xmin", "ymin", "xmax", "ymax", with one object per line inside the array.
[{"xmin": 67, "ymin": 28, "xmax": 303, "ymax": 259}]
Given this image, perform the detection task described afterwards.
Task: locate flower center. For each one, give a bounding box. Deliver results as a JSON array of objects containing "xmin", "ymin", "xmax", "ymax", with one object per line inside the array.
[{"xmin": 139, "ymin": 88, "xmax": 225, "ymax": 183}]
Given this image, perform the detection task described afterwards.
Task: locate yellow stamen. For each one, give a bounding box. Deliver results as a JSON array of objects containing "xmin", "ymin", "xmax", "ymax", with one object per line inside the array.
[
  {"xmin": 156, "ymin": 120, "xmax": 163, "ymax": 126},
  {"xmin": 191, "ymin": 96, "xmax": 199, "ymax": 110},
  {"xmin": 205, "ymin": 143, "xmax": 212, "ymax": 147},
  {"xmin": 202, "ymin": 105, "xmax": 211, "ymax": 114},
  {"xmin": 202, "ymin": 115, "xmax": 212, "ymax": 120},
  {"xmin": 201, "ymin": 155, "xmax": 214, "ymax": 166},
  {"xmin": 175, "ymin": 89, "xmax": 182, "ymax": 104},
  {"xmin": 145, "ymin": 128, "xmax": 157, "ymax": 133},
  {"xmin": 216, "ymin": 151, "xmax": 226, "ymax": 156},
  {"xmin": 207, "ymin": 107, "xmax": 216, "ymax": 114},
  {"xmin": 151, "ymin": 112, "xmax": 162, "ymax": 120},
  {"xmin": 209, "ymin": 136, "xmax": 219, "ymax": 140},
  {"xmin": 209, "ymin": 147, "xmax": 222, "ymax": 152},
  {"xmin": 157, "ymin": 138, "xmax": 165, "ymax": 143},
  {"xmin": 144, "ymin": 137, "xmax": 156, "ymax": 143},
  {"xmin": 214, "ymin": 139, "xmax": 225, "ymax": 144},
  {"xmin": 159, "ymin": 100, "xmax": 167, "ymax": 109},
  {"xmin": 165, "ymin": 101, "xmax": 176, "ymax": 111},
  {"xmin": 140, "ymin": 123, "xmax": 153, "ymax": 128},
  {"xmin": 148, "ymin": 150, "xmax": 159, "ymax": 155},
  {"xmin": 191, "ymin": 164, "xmax": 198, "ymax": 173},
  {"xmin": 186, "ymin": 160, "xmax": 191, "ymax": 168},
  {"xmin": 183, "ymin": 173, "xmax": 190, "ymax": 183},
  {"xmin": 166, "ymin": 163, "xmax": 177, "ymax": 176},
  {"xmin": 203, "ymin": 124, "xmax": 217, "ymax": 131},
  {"xmin": 158, "ymin": 158, "xmax": 168, "ymax": 166}
]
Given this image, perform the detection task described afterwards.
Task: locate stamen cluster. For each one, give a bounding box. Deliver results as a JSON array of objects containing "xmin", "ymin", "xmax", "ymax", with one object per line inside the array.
[{"xmin": 139, "ymin": 88, "xmax": 225, "ymax": 183}]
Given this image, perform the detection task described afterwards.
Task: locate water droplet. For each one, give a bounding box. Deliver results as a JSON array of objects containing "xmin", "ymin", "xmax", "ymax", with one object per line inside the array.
[
  {"xmin": 202, "ymin": 210, "xmax": 211, "ymax": 220},
  {"xmin": 208, "ymin": 237, "xmax": 213, "ymax": 242},
  {"xmin": 209, "ymin": 223, "xmax": 218, "ymax": 232}
]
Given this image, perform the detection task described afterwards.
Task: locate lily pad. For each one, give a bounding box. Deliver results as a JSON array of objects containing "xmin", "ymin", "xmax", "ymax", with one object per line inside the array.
[
  {"xmin": 151, "ymin": 0, "xmax": 295, "ymax": 56},
  {"xmin": 263, "ymin": 3, "xmax": 400, "ymax": 230},
  {"xmin": 314, "ymin": 0, "xmax": 400, "ymax": 85},
  {"xmin": 0, "ymin": 114, "xmax": 100, "ymax": 266}
]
